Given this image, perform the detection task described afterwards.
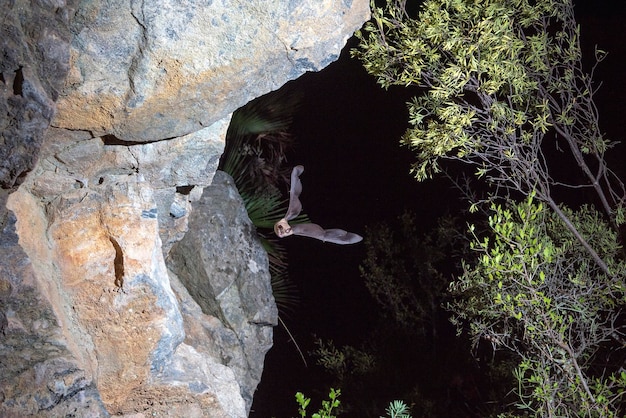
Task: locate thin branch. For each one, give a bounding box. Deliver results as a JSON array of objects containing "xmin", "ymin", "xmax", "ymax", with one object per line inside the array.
[{"xmin": 544, "ymin": 197, "xmax": 611, "ymax": 276}]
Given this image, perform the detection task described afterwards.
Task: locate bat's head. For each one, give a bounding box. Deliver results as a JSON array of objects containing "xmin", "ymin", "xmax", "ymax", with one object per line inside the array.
[{"xmin": 274, "ymin": 218, "xmax": 293, "ymax": 238}]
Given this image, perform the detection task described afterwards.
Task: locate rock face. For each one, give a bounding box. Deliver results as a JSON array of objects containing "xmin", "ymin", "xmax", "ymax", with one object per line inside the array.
[
  {"xmin": 168, "ymin": 171, "xmax": 278, "ymax": 410},
  {"xmin": 3, "ymin": 177, "xmax": 250, "ymax": 416},
  {"xmin": 0, "ymin": 210, "xmax": 109, "ymax": 416},
  {"xmin": 55, "ymin": 0, "xmax": 370, "ymax": 142},
  {"xmin": 0, "ymin": 0, "xmax": 74, "ymax": 188},
  {"xmin": 0, "ymin": 0, "xmax": 370, "ymax": 415}
]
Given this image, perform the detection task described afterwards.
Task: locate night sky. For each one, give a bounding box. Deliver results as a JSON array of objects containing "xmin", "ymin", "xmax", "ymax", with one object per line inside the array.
[{"xmin": 251, "ymin": 2, "xmax": 626, "ymax": 416}]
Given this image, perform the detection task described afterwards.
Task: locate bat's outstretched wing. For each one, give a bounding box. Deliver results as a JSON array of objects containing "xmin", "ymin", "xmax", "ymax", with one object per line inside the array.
[
  {"xmin": 285, "ymin": 165, "xmax": 304, "ymax": 221},
  {"xmin": 291, "ymin": 223, "xmax": 363, "ymax": 245},
  {"xmin": 275, "ymin": 165, "xmax": 362, "ymax": 245}
]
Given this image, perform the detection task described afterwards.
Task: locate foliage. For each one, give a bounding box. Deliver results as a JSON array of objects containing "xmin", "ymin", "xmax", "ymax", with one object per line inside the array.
[
  {"xmin": 295, "ymin": 389, "xmax": 341, "ymax": 418},
  {"xmin": 382, "ymin": 400, "xmax": 412, "ymax": 418},
  {"xmin": 360, "ymin": 212, "xmax": 463, "ymax": 333},
  {"xmin": 219, "ymin": 88, "xmax": 308, "ymax": 314},
  {"xmin": 314, "ymin": 213, "xmax": 508, "ymax": 416},
  {"xmin": 353, "ymin": 0, "xmax": 626, "ymax": 274},
  {"xmin": 293, "ymin": 389, "xmax": 413, "ymax": 418},
  {"xmin": 449, "ymin": 195, "xmax": 626, "ymax": 416},
  {"xmin": 311, "ymin": 337, "xmax": 376, "ymax": 382},
  {"xmin": 221, "ymin": 88, "xmax": 301, "ymax": 194},
  {"xmin": 353, "ymin": 0, "xmax": 626, "ymax": 415}
]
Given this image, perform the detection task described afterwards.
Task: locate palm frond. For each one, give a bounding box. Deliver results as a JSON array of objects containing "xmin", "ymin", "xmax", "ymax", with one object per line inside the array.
[
  {"xmin": 219, "ymin": 86, "xmax": 305, "ymax": 320},
  {"xmin": 270, "ymin": 268, "xmax": 300, "ymax": 315},
  {"xmin": 240, "ymin": 191, "xmax": 288, "ymax": 229},
  {"xmin": 228, "ymin": 87, "xmax": 302, "ymax": 137}
]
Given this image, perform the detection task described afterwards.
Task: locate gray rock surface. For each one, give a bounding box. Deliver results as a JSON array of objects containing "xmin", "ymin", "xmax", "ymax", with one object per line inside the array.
[
  {"xmin": 0, "ymin": 211, "xmax": 110, "ymax": 417},
  {"xmin": 54, "ymin": 0, "xmax": 370, "ymax": 142},
  {"xmin": 168, "ymin": 171, "xmax": 278, "ymax": 411},
  {"xmin": 0, "ymin": 0, "xmax": 75, "ymax": 188}
]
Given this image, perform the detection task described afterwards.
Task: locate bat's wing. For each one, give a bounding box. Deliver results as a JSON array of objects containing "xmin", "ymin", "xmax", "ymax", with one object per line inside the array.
[
  {"xmin": 291, "ymin": 223, "xmax": 363, "ymax": 245},
  {"xmin": 285, "ymin": 165, "xmax": 304, "ymax": 220},
  {"xmin": 278, "ymin": 165, "xmax": 362, "ymax": 245}
]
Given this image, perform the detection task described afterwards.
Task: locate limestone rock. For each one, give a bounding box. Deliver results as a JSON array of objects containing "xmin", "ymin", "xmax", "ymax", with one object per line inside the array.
[
  {"xmin": 168, "ymin": 171, "xmax": 278, "ymax": 411},
  {"xmin": 1, "ymin": 168, "xmax": 273, "ymax": 416},
  {"xmin": 3, "ymin": 172, "xmax": 250, "ymax": 416},
  {"xmin": 53, "ymin": 0, "xmax": 370, "ymax": 142},
  {"xmin": 0, "ymin": 0, "xmax": 370, "ymax": 414},
  {"xmin": 31, "ymin": 119, "xmax": 229, "ymax": 257},
  {"xmin": 6, "ymin": 180, "xmax": 187, "ymax": 414},
  {"xmin": 0, "ymin": 0, "xmax": 75, "ymax": 187},
  {"xmin": 0, "ymin": 208, "xmax": 109, "ymax": 416}
]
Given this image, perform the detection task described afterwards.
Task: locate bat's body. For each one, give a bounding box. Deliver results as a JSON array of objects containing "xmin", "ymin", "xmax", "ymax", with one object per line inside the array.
[{"xmin": 273, "ymin": 165, "xmax": 362, "ymax": 245}]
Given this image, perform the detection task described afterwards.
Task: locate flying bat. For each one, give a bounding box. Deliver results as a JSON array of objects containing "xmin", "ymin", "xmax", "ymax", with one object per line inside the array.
[{"xmin": 273, "ymin": 165, "xmax": 362, "ymax": 245}]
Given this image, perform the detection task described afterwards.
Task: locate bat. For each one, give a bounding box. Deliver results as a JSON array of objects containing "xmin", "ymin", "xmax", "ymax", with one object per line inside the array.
[{"xmin": 273, "ymin": 165, "xmax": 362, "ymax": 245}]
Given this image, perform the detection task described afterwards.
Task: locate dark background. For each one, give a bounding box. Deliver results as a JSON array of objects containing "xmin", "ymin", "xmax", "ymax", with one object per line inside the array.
[{"xmin": 251, "ymin": 2, "xmax": 626, "ymax": 416}]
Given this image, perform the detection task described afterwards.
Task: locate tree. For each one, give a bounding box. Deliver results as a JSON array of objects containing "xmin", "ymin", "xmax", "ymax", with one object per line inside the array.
[
  {"xmin": 449, "ymin": 195, "xmax": 626, "ymax": 416},
  {"xmin": 316, "ymin": 213, "xmax": 506, "ymax": 417},
  {"xmin": 353, "ymin": 0, "xmax": 625, "ymax": 272},
  {"xmin": 353, "ymin": 0, "xmax": 626, "ymax": 415},
  {"xmin": 360, "ymin": 212, "xmax": 460, "ymax": 338}
]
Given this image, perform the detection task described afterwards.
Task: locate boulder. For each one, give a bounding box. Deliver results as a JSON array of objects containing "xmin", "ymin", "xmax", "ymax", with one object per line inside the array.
[
  {"xmin": 168, "ymin": 171, "xmax": 278, "ymax": 410},
  {"xmin": 54, "ymin": 0, "xmax": 370, "ymax": 142}
]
